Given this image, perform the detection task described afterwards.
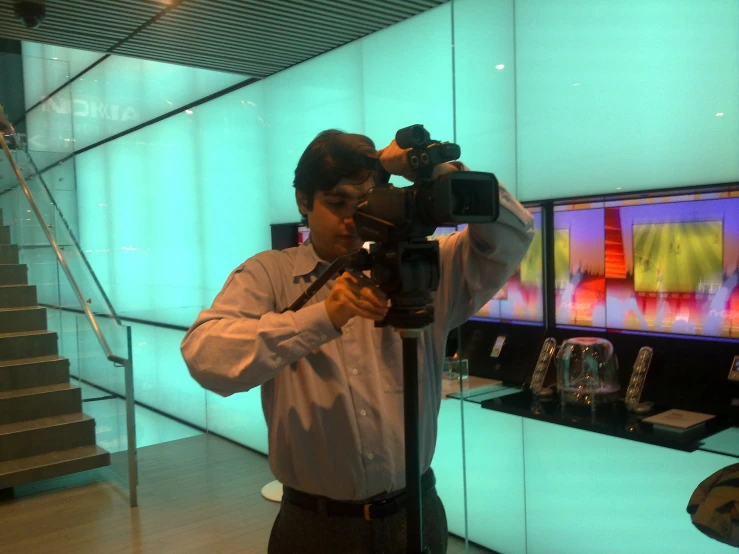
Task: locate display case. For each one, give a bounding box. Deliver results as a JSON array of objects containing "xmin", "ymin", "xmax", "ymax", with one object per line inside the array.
[{"xmin": 452, "ymin": 185, "xmax": 739, "ymax": 553}]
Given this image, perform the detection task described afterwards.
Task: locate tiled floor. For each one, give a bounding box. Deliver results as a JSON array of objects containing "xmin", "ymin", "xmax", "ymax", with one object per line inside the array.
[
  {"xmin": 61, "ymin": 380, "xmax": 493, "ymax": 553},
  {"xmin": 3, "ymin": 435, "xmax": 492, "ymax": 554}
]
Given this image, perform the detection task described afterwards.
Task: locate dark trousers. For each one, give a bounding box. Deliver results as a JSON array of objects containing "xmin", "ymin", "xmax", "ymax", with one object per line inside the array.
[{"xmin": 268, "ymin": 487, "xmax": 449, "ymax": 553}]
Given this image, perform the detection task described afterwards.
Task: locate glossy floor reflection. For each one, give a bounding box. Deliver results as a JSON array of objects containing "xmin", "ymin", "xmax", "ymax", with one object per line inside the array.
[
  {"xmin": 74, "ymin": 379, "xmax": 203, "ymax": 452},
  {"xmin": 65, "ymin": 381, "xmax": 493, "ymax": 552},
  {"xmin": 1, "ymin": 434, "xmax": 492, "ymax": 553}
]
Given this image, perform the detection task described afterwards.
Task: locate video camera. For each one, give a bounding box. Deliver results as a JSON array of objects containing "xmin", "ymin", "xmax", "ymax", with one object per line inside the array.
[
  {"xmin": 354, "ymin": 125, "xmax": 500, "ymax": 242},
  {"xmin": 334, "ymin": 124, "xmax": 501, "ymax": 329},
  {"xmin": 286, "ymin": 125, "xmax": 501, "ymax": 329}
]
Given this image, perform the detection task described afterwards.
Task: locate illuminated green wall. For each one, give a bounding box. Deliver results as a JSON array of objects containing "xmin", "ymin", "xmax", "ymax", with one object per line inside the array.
[
  {"xmin": 514, "ymin": 0, "xmax": 739, "ymax": 199},
  {"xmin": 453, "ymin": 0, "xmax": 518, "ymax": 191},
  {"xmin": 522, "ymin": 418, "xmax": 736, "ymax": 554},
  {"xmin": 21, "ymin": 41, "xmax": 245, "ymax": 167}
]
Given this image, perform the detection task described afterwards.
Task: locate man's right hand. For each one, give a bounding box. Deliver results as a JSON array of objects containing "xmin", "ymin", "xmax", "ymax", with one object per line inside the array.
[{"xmin": 325, "ymin": 271, "xmax": 389, "ymax": 328}]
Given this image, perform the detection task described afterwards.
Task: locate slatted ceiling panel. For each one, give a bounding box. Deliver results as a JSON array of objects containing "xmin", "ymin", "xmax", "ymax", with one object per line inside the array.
[
  {"xmin": 114, "ymin": 46, "xmax": 265, "ymax": 76},
  {"xmin": 166, "ymin": 4, "xmax": 357, "ymax": 46},
  {"xmin": 119, "ymin": 0, "xmax": 433, "ymax": 78},
  {"xmin": 128, "ymin": 13, "xmax": 316, "ymax": 62},
  {"xmin": 0, "ymin": 0, "xmax": 447, "ymax": 78},
  {"xmin": 0, "ymin": 0, "xmax": 165, "ymax": 54},
  {"xmin": 147, "ymin": 13, "xmax": 346, "ymax": 64},
  {"xmin": 114, "ymin": 44, "xmax": 282, "ymax": 77},
  {"xmin": 0, "ymin": 21, "xmax": 112, "ymax": 53}
]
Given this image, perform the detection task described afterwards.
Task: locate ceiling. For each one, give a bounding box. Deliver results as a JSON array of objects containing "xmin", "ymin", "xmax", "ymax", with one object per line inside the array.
[{"xmin": 0, "ymin": 0, "xmax": 447, "ymax": 78}]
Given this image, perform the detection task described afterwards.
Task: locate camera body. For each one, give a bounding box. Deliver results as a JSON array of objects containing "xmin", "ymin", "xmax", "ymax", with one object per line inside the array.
[
  {"xmin": 351, "ymin": 125, "xmax": 501, "ymax": 328},
  {"xmin": 354, "ymin": 170, "xmax": 500, "ymax": 244},
  {"xmin": 14, "ymin": 2, "xmax": 47, "ymax": 29}
]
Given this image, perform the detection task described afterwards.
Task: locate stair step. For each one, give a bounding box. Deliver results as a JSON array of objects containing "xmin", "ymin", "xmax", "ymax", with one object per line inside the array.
[
  {"xmin": 0, "ymin": 413, "xmax": 96, "ymax": 462},
  {"xmin": 0, "ymin": 306, "xmax": 46, "ymax": 333},
  {"xmin": 0, "ymin": 445, "xmax": 110, "ymax": 489},
  {"xmin": 0, "ymin": 355, "xmax": 70, "ymax": 392},
  {"xmin": 0, "ymin": 244, "xmax": 18, "ymax": 264},
  {"xmin": 0, "ymin": 226, "xmax": 9, "ymax": 245},
  {"xmin": 0, "ymin": 284, "xmax": 36, "ymax": 309},
  {"xmin": 0, "ymin": 382, "xmax": 81, "ymax": 425},
  {"xmin": 0, "ymin": 330, "xmax": 57, "ymax": 362},
  {"xmin": 0, "ymin": 264, "xmax": 28, "ymax": 286}
]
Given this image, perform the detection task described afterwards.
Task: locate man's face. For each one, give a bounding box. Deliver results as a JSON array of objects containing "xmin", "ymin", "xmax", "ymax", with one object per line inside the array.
[{"xmin": 297, "ymin": 175, "xmax": 373, "ymax": 262}]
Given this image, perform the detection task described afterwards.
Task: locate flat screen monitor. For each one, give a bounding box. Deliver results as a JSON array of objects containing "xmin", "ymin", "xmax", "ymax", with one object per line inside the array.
[
  {"xmin": 467, "ymin": 206, "xmax": 544, "ymax": 323},
  {"xmin": 554, "ymin": 191, "xmax": 739, "ymax": 338}
]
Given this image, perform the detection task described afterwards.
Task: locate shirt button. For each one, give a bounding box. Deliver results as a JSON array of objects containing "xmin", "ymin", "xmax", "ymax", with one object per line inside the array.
[
  {"xmin": 367, "ymin": 452, "xmax": 374, "ymax": 460},
  {"xmin": 352, "ymin": 369, "xmax": 359, "ymax": 376},
  {"xmin": 276, "ymin": 356, "xmax": 282, "ymax": 363},
  {"xmin": 320, "ymin": 334, "xmax": 327, "ymax": 341},
  {"xmin": 360, "ymin": 409, "xmax": 367, "ymax": 417}
]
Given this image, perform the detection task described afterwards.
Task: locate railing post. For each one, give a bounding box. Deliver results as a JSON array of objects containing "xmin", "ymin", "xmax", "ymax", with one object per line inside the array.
[{"xmin": 124, "ymin": 328, "xmax": 138, "ymax": 507}]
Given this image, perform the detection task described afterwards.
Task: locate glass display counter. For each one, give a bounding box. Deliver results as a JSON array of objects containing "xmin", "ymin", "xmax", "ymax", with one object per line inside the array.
[{"xmin": 436, "ymin": 386, "xmax": 738, "ymax": 554}]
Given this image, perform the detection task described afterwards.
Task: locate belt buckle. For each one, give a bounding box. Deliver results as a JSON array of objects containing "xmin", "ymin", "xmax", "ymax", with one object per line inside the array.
[{"xmin": 363, "ymin": 503, "xmax": 372, "ymax": 521}]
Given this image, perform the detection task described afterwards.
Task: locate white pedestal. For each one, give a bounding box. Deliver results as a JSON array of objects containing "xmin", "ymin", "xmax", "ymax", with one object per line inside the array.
[{"xmin": 261, "ymin": 479, "xmax": 283, "ymax": 502}]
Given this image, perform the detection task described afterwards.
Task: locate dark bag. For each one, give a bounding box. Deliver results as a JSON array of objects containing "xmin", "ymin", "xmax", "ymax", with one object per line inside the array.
[{"xmin": 687, "ymin": 463, "xmax": 739, "ymax": 547}]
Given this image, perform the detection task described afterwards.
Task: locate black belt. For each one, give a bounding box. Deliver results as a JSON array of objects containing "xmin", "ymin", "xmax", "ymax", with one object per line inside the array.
[{"xmin": 283, "ymin": 469, "xmax": 436, "ymax": 521}]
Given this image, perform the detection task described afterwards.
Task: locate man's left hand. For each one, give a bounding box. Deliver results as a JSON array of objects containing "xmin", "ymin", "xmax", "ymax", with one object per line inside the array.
[
  {"xmin": 377, "ymin": 139, "xmax": 416, "ymax": 181},
  {"xmin": 378, "ymin": 140, "xmax": 463, "ymax": 181}
]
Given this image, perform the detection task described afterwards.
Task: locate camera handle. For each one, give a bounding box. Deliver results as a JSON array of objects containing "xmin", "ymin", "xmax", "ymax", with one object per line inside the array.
[{"xmin": 284, "ymin": 249, "xmax": 431, "ymax": 553}]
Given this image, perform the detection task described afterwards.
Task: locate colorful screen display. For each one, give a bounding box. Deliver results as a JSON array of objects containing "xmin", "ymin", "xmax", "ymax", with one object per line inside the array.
[
  {"xmin": 632, "ymin": 221, "xmax": 723, "ymax": 293},
  {"xmin": 428, "ymin": 226, "xmax": 457, "ymax": 240},
  {"xmin": 553, "ymin": 206, "xmax": 606, "ymax": 327},
  {"xmin": 555, "ymin": 192, "xmax": 739, "ymax": 338},
  {"xmin": 471, "ymin": 207, "xmax": 544, "ymax": 323},
  {"xmin": 298, "ymin": 225, "xmax": 310, "ymax": 245}
]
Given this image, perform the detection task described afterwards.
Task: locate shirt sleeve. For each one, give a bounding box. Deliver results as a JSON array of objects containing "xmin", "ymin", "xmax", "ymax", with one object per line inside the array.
[
  {"xmin": 180, "ymin": 255, "xmax": 342, "ymax": 397},
  {"xmin": 435, "ymin": 180, "xmax": 535, "ymax": 332}
]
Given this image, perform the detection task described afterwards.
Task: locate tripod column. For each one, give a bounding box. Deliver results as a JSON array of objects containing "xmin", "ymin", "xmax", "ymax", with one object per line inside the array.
[{"xmin": 400, "ymin": 329, "xmax": 426, "ymax": 553}]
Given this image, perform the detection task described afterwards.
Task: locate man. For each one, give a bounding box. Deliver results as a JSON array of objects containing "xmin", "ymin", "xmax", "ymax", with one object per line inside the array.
[{"xmin": 181, "ymin": 130, "xmax": 534, "ymax": 553}]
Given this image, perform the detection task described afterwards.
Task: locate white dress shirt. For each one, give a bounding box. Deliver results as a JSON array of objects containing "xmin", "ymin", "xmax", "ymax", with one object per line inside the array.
[{"xmin": 181, "ymin": 183, "xmax": 534, "ymax": 500}]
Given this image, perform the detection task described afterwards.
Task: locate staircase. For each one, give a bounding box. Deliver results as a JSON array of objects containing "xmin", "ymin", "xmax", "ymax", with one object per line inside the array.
[{"xmin": 0, "ymin": 208, "xmax": 110, "ymax": 490}]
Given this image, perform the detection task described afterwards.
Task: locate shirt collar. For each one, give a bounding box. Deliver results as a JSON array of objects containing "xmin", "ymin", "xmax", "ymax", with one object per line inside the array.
[{"xmin": 292, "ymin": 238, "xmax": 329, "ymax": 277}]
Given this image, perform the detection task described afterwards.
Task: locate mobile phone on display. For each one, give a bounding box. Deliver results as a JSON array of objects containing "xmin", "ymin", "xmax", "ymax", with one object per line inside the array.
[
  {"xmin": 490, "ymin": 335, "xmax": 506, "ymax": 358},
  {"xmin": 530, "ymin": 338, "xmax": 557, "ymax": 396},
  {"xmin": 625, "ymin": 346, "xmax": 654, "ymax": 412}
]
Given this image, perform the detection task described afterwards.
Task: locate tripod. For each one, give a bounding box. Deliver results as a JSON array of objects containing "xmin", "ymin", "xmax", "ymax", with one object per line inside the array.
[
  {"xmin": 284, "ymin": 244, "xmax": 436, "ymax": 553},
  {"xmin": 399, "ymin": 327, "xmax": 430, "ymax": 554}
]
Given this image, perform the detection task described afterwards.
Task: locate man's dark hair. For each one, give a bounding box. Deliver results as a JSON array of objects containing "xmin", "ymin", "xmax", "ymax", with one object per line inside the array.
[{"xmin": 293, "ymin": 129, "xmax": 376, "ymax": 222}]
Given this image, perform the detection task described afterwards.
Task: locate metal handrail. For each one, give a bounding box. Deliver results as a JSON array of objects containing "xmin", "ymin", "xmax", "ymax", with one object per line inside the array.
[
  {"xmin": 2, "ymin": 108, "xmax": 137, "ymax": 508},
  {"xmin": 0, "ymin": 132, "xmax": 119, "ymax": 363},
  {"xmin": 22, "ymin": 150, "xmax": 122, "ymax": 325}
]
